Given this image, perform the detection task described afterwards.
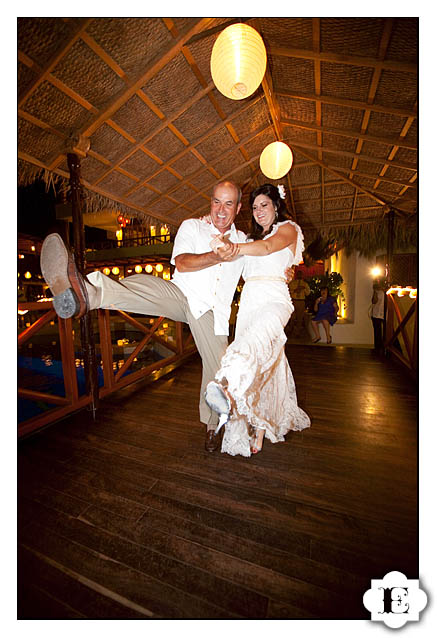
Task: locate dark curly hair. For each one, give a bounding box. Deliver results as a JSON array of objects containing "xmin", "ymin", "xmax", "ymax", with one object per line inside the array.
[{"xmin": 248, "ymin": 183, "xmax": 291, "ymax": 240}]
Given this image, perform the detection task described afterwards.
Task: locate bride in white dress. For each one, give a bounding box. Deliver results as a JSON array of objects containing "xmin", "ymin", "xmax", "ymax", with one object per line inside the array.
[{"xmin": 205, "ymin": 183, "xmax": 311, "ymax": 457}]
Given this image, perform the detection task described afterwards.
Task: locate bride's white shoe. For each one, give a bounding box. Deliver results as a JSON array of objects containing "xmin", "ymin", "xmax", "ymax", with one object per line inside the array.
[{"xmin": 205, "ymin": 381, "xmax": 231, "ymax": 434}]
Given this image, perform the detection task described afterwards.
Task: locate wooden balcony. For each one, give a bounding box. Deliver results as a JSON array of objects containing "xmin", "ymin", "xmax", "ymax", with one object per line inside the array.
[
  {"xmin": 18, "ymin": 339, "xmax": 417, "ymax": 619},
  {"xmin": 18, "ymin": 302, "xmax": 196, "ymax": 438}
]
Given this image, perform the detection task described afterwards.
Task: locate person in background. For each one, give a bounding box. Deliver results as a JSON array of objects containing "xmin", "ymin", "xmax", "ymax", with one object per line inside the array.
[
  {"xmin": 287, "ymin": 270, "xmax": 310, "ymax": 338},
  {"xmin": 371, "ymin": 279, "xmax": 385, "ymax": 354},
  {"xmin": 311, "ymin": 286, "xmax": 338, "ymax": 344}
]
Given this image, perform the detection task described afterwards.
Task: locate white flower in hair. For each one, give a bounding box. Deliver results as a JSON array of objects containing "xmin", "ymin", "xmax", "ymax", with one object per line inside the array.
[{"xmin": 277, "ymin": 184, "xmax": 286, "ymax": 199}]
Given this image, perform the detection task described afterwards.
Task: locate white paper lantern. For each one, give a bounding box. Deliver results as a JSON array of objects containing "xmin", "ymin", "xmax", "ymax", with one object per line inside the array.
[
  {"xmin": 210, "ymin": 24, "xmax": 267, "ymax": 100},
  {"xmin": 260, "ymin": 142, "xmax": 294, "ymax": 179}
]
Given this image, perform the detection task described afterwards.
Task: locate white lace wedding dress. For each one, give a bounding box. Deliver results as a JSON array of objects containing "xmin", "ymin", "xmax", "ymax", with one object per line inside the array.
[{"xmin": 216, "ymin": 220, "xmax": 311, "ymax": 457}]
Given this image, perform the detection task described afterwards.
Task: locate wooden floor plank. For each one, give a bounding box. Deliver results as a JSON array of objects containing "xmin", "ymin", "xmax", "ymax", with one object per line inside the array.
[
  {"xmin": 19, "ymin": 521, "xmax": 238, "ymax": 619},
  {"xmin": 18, "ymin": 546, "xmax": 151, "ymax": 619},
  {"xmin": 18, "ymin": 344, "xmax": 417, "ymax": 619}
]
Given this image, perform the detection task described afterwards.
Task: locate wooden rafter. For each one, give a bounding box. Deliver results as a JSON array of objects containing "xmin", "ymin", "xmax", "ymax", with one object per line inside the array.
[
  {"xmin": 276, "ymin": 88, "xmax": 417, "ymax": 119},
  {"xmin": 18, "ymin": 18, "xmax": 94, "ymax": 108},
  {"xmin": 80, "ymin": 19, "xmax": 215, "ymax": 139},
  {"xmin": 290, "ymin": 144, "xmax": 393, "ymax": 210},
  {"xmin": 283, "ymin": 139, "xmax": 415, "ymax": 172},
  {"xmin": 348, "ymin": 18, "xmax": 394, "ymax": 180},
  {"xmin": 312, "ymin": 17, "xmax": 323, "ymax": 162},
  {"xmin": 150, "ymin": 125, "xmax": 274, "ymax": 216},
  {"xmin": 269, "ymin": 45, "xmax": 417, "ymax": 74},
  {"xmin": 282, "ymin": 118, "xmax": 416, "ymax": 151},
  {"xmin": 350, "ymin": 189, "xmax": 358, "ymax": 222},
  {"xmin": 93, "ymin": 81, "xmax": 215, "ymax": 186},
  {"xmin": 124, "ymin": 96, "xmax": 265, "ymax": 199},
  {"xmin": 18, "ymin": 17, "xmax": 417, "ymax": 234}
]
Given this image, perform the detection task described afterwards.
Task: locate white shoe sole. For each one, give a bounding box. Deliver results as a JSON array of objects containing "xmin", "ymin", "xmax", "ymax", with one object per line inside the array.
[{"xmin": 205, "ymin": 382, "xmax": 231, "ymax": 434}]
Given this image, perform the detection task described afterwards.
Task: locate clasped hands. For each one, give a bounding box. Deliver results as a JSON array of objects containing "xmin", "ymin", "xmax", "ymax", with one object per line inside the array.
[{"xmin": 210, "ymin": 233, "xmax": 240, "ymax": 261}]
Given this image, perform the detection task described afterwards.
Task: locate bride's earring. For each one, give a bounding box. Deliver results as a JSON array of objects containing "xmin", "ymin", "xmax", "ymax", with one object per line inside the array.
[{"xmin": 275, "ymin": 208, "xmax": 278, "ymax": 220}]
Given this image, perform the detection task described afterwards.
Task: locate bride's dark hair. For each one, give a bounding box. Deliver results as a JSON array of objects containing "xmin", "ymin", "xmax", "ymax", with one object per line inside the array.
[{"xmin": 248, "ymin": 183, "xmax": 291, "ymax": 240}]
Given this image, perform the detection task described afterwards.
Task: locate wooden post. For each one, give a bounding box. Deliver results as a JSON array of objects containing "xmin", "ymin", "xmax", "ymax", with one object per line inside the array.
[
  {"xmin": 67, "ymin": 150, "xmax": 99, "ymax": 418},
  {"xmin": 386, "ymin": 210, "xmax": 395, "ymax": 286},
  {"xmin": 383, "ymin": 209, "xmax": 395, "ymax": 351}
]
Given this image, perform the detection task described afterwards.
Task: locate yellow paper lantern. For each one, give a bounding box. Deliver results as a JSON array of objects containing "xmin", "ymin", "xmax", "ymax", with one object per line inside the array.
[
  {"xmin": 103, "ymin": 267, "xmax": 110, "ymax": 275},
  {"xmin": 134, "ymin": 265, "xmax": 142, "ymax": 274},
  {"xmin": 24, "ymin": 271, "xmax": 31, "ymax": 279},
  {"xmin": 155, "ymin": 263, "xmax": 163, "ymax": 273},
  {"xmin": 210, "ymin": 24, "xmax": 267, "ymax": 100},
  {"xmin": 145, "ymin": 264, "xmax": 153, "ymax": 273},
  {"xmin": 260, "ymin": 141, "xmax": 293, "ymax": 179},
  {"xmin": 112, "ymin": 266, "xmax": 120, "ymax": 275}
]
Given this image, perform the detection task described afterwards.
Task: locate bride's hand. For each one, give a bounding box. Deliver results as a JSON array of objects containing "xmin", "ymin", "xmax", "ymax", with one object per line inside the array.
[
  {"xmin": 210, "ymin": 234, "xmax": 225, "ymax": 253},
  {"xmin": 217, "ymin": 236, "xmax": 240, "ymax": 260},
  {"xmin": 200, "ymin": 214, "xmax": 212, "ymax": 224}
]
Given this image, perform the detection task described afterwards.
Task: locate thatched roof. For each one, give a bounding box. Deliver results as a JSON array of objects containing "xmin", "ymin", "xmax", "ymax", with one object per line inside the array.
[{"xmin": 18, "ymin": 17, "xmax": 417, "ymax": 250}]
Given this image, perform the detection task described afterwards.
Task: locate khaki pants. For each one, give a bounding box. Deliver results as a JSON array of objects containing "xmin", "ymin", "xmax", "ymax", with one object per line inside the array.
[
  {"xmin": 86, "ymin": 271, "xmax": 228, "ymax": 428},
  {"xmin": 290, "ymin": 299, "xmax": 306, "ymax": 334}
]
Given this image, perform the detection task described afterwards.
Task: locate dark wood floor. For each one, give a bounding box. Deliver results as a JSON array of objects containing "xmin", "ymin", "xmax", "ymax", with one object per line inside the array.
[{"xmin": 18, "ymin": 343, "xmax": 417, "ymax": 620}]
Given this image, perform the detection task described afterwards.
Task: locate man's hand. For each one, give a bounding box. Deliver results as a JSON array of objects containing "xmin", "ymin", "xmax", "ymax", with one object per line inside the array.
[
  {"xmin": 210, "ymin": 234, "xmax": 240, "ymax": 261},
  {"xmin": 217, "ymin": 238, "xmax": 240, "ymax": 261}
]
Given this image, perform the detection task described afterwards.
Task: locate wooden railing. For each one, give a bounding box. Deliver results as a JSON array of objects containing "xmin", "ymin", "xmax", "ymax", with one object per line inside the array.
[
  {"xmin": 18, "ymin": 302, "xmax": 197, "ymax": 438},
  {"xmin": 88, "ymin": 233, "xmax": 173, "ymax": 251},
  {"xmin": 385, "ymin": 289, "xmax": 417, "ymax": 376}
]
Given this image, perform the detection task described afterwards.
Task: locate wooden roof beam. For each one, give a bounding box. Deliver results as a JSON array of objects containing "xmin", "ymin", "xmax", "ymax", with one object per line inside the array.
[
  {"xmin": 290, "ymin": 144, "xmax": 395, "ymax": 211},
  {"xmin": 312, "ymin": 18, "xmax": 323, "ymax": 162},
  {"xmin": 124, "ymin": 95, "xmax": 265, "ymax": 197},
  {"xmin": 276, "ymin": 88, "xmax": 417, "ymax": 119},
  {"xmin": 349, "ymin": 19, "xmax": 394, "ymax": 180},
  {"xmin": 269, "ymin": 45, "xmax": 417, "ymax": 74},
  {"xmin": 46, "ymin": 18, "xmax": 216, "ymax": 171},
  {"xmin": 163, "ymin": 18, "xmax": 258, "ymax": 185},
  {"xmin": 80, "ymin": 18, "xmax": 215, "ymax": 139},
  {"xmin": 253, "ymin": 19, "xmax": 298, "ymax": 217},
  {"xmin": 325, "ymin": 165, "xmax": 417, "ymax": 189},
  {"xmin": 175, "ymin": 151, "xmax": 275, "ymax": 220},
  {"xmin": 373, "ymin": 109, "xmax": 417, "ymax": 190},
  {"xmin": 283, "ymin": 139, "xmax": 416, "ymax": 172},
  {"xmin": 144, "ymin": 125, "xmax": 274, "ymax": 215},
  {"xmin": 301, "ymin": 216, "xmax": 387, "ymax": 231},
  {"xmin": 18, "ymin": 150, "xmax": 181, "ymax": 228},
  {"xmin": 92, "ymin": 80, "xmax": 215, "ymax": 186},
  {"xmin": 18, "ymin": 18, "xmax": 94, "ymax": 108},
  {"xmin": 281, "ymin": 118, "xmax": 417, "ymax": 151}
]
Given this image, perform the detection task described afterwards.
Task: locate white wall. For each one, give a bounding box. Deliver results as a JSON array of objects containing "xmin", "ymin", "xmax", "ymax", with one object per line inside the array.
[{"xmin": 325, "ymin": 250, "xmax": 375, "ymax": 345}]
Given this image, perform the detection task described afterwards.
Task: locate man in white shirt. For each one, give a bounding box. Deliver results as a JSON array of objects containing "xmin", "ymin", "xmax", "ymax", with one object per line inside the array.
[
  {"xmin": 371, "ymin": 279, "xmax": 386, "ymax": 354},
  {"xmin": 41, "ymin": 181, "xmax": 245, "ymax": 452}
]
